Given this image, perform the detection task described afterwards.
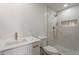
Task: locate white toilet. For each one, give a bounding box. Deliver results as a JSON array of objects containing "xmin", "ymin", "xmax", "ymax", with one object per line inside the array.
[{"xmin": 39, "ymin": 36, "xmax": 60, "ymax": 55}]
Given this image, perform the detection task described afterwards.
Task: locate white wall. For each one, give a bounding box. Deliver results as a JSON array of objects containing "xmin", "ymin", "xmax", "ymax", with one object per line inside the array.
[
  {"xmin": 57, "ymin": 5, "xmax": 79, "ymax": 51},
  {"xmin": 21, "ymin": 4, "xmax": 47, "ymax": 38},
  {"xmin": 57, "ymin": 5, "xmax": 79, "ymax": 21},
  {"xmin": 0, "ymin": 4, "xmax": 22, "ymax": 39},
  {"xmin": 0, "ymin": 3, "xmax": 47, "ymax": 39}
]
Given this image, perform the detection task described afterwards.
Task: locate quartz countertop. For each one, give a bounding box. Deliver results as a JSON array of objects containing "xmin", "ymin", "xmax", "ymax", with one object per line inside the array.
[{"xmin": 0, "ymin": 36, "xmax": 40, "ymax": 51}]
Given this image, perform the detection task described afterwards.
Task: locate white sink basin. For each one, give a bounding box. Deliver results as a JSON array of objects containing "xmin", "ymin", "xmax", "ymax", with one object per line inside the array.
[{"xmin": 5, "ymin": 39, "xmax": 27, "ymax": 46}]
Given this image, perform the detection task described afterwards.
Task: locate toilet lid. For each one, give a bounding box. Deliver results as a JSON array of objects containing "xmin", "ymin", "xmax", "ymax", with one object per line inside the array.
[{"xmin": 43, "ymin": 46, "xmax": 59, "ymax": 53}]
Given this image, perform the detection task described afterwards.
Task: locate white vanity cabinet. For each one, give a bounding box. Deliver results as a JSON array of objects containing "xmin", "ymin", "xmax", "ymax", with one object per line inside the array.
[
  {"xmin": 31, "ymin": 41, "xmax": 40, "ymax": 55},
  {"xmin": 3, "ymin": 45, "xmax": 29, "ymax": 55},
  {"xmin": 2, "ymin": 41, "xmax": 40, "ymax": 55}
]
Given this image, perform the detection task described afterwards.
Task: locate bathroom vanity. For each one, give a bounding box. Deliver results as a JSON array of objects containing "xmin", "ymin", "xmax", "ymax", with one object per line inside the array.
[{"xmin": 0, "ymin": 36, "xmax": 40, "ymax": 55}]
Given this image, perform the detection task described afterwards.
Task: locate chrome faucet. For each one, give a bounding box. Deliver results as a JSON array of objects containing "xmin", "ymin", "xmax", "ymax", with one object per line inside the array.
[{"xmin": 15, "ymin": 32, "xmax": 18, "ymax": 40}]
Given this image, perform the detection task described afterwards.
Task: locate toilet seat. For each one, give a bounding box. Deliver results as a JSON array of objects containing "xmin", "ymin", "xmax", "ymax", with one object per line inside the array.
[{"xmin": 43, "ymin": 46, "xmax": 60, "ymax": 55}]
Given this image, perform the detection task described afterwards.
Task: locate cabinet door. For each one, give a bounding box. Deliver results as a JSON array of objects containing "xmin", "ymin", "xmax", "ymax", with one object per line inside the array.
[
  {"xmin": 32, "ymin": 42, "xmax": 40, "ymax": 55},
  {"xmin": 3, "ymin": 45, "xmax": 29, "ymax": 55}
]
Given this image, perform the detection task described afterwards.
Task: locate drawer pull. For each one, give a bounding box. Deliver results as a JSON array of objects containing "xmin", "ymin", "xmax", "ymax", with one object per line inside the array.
[{"xmin": 33, "ymin": 45, "xmax": 38, "ymax": 48}]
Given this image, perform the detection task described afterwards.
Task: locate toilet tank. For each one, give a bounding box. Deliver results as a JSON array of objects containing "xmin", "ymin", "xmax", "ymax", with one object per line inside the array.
[{"xmin": 38, "ymin": 36, "xmax": 47, "ymax": 47}]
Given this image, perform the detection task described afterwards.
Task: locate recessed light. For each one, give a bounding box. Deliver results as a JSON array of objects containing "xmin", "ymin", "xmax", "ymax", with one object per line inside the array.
[{"xmin": 64, "ymin": 4, "xmax": 68, "ymax": 7}]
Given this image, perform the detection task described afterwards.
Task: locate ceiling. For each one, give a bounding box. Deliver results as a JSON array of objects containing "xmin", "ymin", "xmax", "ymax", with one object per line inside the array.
[{"xmin": 46, "ymin": 3, "xmax": 79, "ymax": 12}]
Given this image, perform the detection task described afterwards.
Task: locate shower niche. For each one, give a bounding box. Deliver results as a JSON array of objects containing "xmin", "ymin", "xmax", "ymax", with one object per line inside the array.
[{"xmin": 61, "ymin": 19, "xmax": 78, "ymax": 27}]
